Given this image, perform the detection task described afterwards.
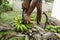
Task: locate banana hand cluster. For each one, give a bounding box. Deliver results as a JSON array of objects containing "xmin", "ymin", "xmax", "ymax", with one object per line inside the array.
[
  {"xmin": 13, "ymin": 23, "xmax": 32, "ymax": 32},
  {"xmin": 13, "ymin": 15, "xmax": 35, "ymax": 32}
]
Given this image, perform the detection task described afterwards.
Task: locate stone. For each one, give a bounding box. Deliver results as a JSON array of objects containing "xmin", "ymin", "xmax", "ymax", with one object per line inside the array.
[{"xmin": 32, "ymin": 28, "xmax": 37, "ymax": 32}]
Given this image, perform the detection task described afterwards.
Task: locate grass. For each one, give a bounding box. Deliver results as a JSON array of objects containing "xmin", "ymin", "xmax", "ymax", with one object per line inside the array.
[
  {"xmin": 0, "ymin": 11, "xmax": 51, "ymax": 24},
  {"xmin": 0, "ymin": 11, "xmax": 22, "ymax": 23}
]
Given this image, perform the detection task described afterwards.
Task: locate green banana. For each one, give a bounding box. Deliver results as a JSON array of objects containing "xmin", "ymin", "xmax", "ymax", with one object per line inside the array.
[
  {"xmin": 19, "ymin": 24, "xmax": 24, "ymax": 32},
  {"xmin": 31, "ymin": 16, "xmax": 34, "ymax": 18},
  {"xmin": 28, "ymin": 24, "xmax": 32, "ymax": 28},
  {"xmin": 31, "ymin": 14, "xmax": 36, "ymax": 18},
  {"xmin": 13, "ymin": 20, "xmax": 18, "ymax": 23},
  {"xmin": 14, "ymin": 17, "xmax": 18, "ymax": 21},
  {"xmin": 13, "ymin": 23, "xmax": 17, "ymax": 26},
  {"xmin": 14, "ymin": 24, "xmax": 19, "ymax": 31},
  {"xmin": 30, "ymin": 21, "xmax": 35, "ymax": 23},
  {"xmin": 16, "ymin": 25, "xmax": 20, "ymax": 31},
  {"xmin": 21, "ymin": 24, "xmax": 28, "ymax": 31},
  {"xmin": 30, "ymin": 18, "xmax": 35, "ymax": 21},
  {"xmin": 25, "ymin": 24, "xmax": 31, "ymax": 29},
  {"xmin": 45, "ymin": 29, "xmax": 49, "ymax": 32},
  {"xmin": 57, "ymin": 29, "xmax": 60, "ymax": 33},
  {"xmin": 50, "ymin": 29, "xmax": 57, "ymax": 33},
  {"xmin": 14, "ymin": 24, "xmax": 24, "ymax": 32}
]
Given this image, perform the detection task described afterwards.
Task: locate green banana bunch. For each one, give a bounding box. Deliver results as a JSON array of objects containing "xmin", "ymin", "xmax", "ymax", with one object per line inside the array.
[
  {"xmin": 12, "ymin": 14, "xmax": 36, "ymax": 32},
  {"xmin": 30, "ymin": 14, "xmax": 36, "ymax": 22},
  {"xmin": 30, "ymin": 18, "xmax": 35, "ymax": 21},
  {"xmin": 21, "ymin": 24, "xmax": 28, "ymax": 31},
  {"xmin": 13, "ymin": 23, "xmax": 32, "ymax": 32},
  {"xmin": 45, "ymin": 25, "xmax": 60, "ymax": 33}
]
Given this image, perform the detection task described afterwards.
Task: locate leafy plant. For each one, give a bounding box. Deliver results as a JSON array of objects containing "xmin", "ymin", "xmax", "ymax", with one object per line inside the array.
[
  {"xmin": 2, "ymin": 0, "xmax": 12, "ymax": 11},
  {"xmin": 0, "ymin": 0, "xmax": 12, "ymax": 18},
  {"xmin": 0, "ymin": 5, "xmax": 3, "ymax": 18}
]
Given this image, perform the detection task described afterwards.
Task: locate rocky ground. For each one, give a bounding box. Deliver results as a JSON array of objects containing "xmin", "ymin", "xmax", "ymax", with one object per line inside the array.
[{"xmin": 0, "ymin": 22, "xmax": 59, "ymax": 40}]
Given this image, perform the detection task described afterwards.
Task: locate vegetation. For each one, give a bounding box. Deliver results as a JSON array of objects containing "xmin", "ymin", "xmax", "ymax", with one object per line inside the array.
[
  {"xmin": 45, "ymin": 0, "xmax": 54, "ymax": 3},
  {"xmin": 0, "ymin": 11, "xmax": 21, "ymax": 23},
  {"xmin": 0, "ymin": 0, "xmax": 12, "ymax": 18},
  {"xmin": 0, "ymin": 31, "xmax": 25, "ymax": 40}
]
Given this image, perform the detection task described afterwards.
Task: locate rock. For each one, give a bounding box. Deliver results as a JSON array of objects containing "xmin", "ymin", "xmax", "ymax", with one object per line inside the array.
[
  {"xmin": 43, "ymin": 32, "xmax": 53, "ymax": 39},
  {"xmin": 32, "ymin": 28, "xmax": 37, "ymax": 32},
  {"xmin": 0, "ymin": 23, "xmax": 59, "ymax": 40},
  {"xmin": 27, "ymin": 24, "xmax": 46, "ymax": 40},
  {"xmin": 28, "ymin": 30, "xmax": 32, "ymax": 33},
  {"xmin": 33, "ymin": 25, "xmax": 46, "ymax": 34},
  {"xmin": 29, "ymin": 33, "xmax": 32, "ymax": 36},
  {"xmin": 32, "ymin": 33, "xmax": 42, "ymax": 40},
  {"xmin": 25, "ymin": 35, "xmax": 29, "ymax": 40}
]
